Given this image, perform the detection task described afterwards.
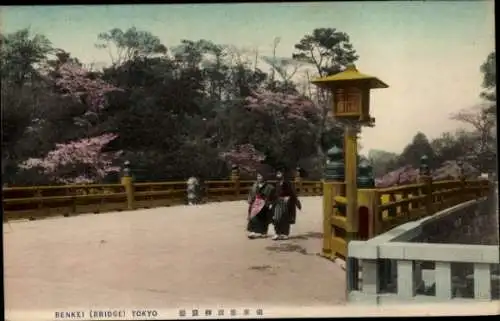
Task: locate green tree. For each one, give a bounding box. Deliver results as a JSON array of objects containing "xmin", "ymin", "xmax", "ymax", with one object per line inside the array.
[
  {"xmin": 95, "ymin": 27, "xmax": 167, "ymax": 65},
  {"xmin": 398, "ymin": 132, "xmax": 436, "ymax": 169},
  {"xmin": 292, "ymin": 28, "xmax": 359, "ymax": 77},
  {"xmin": 0, "ymin": 28, "xmax": 53, "ymax": 87},
  {"xmin": 47, "ymin": 49, "xmax": 82, "ymax": 71},
  {"xmin": 450, "ymin": 108, "xmax": 496, "ymax": 172},
  {"xmin": 430, "ymin": 130, "xmax": 478, "ymax": 167},
  {"xmin": 367, "ymin": 149, "xmax": 399, "ymax": 177},
  {"xmin": 261, "ymin": 37, "xmax": 301, "ymax": 93},
  {"xmin": 292, "ymin": 28, "xmax": 359, "ymax": 165},
  {"xmin": 443, "ymin": 52, "xmax": 498, "ymax": 173},
  {"xmin": 480, "ymin": 51, "xmax": 496, "ymax": 104},
  {"xmin": 1, "ymin": 28, "xmax": 57, "ymax": 182}
]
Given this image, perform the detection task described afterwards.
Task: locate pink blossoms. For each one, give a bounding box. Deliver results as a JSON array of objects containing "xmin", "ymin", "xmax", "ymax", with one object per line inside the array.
[
  {"xmin": 219, "ymin": 143, "xmax": 266, "ymax": 174},
  {"xmin": 55, "ymin": 63, "xmax": 122, "ymax": 112},
  {"xmin": 245, "ymin": 89, "xmax": 317, "ymax": 121},
  {"xmin": 19, "ymin": 63, "xmax": 123, "ymax": 184},
  {"xmin": 19, "ymin": 134, "xmax": 122, "ymax": 184},
  {"xmin": 219, "ymin": 90, "xmax": 317, "ymax": 174}
]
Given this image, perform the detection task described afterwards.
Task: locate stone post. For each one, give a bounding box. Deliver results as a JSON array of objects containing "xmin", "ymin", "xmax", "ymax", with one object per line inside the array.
[
  {"xmin": 121, "ymin": 161, "xmax": 135, "ymax": 210},
  {"xmin": 187, "ymin": 177, "xmax": 201, "ymax": 205},
  {"xmin": 230, "ymin": 164, "xmax": 240, "ymax": 199}
]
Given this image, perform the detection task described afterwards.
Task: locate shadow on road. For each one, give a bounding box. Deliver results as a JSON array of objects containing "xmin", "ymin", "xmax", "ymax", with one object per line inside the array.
[
  {"xmin": 248, "ymin": 265, "xmax": 272, "ymax": 271},
  {"xmin": 288, "ymin": 231, "xmax": 323, "ymax": 240},
  {"xmin": 264, "ymin": 231, "xmax": 323, "ymax": 256},
  {"xmin": 265, "ymin": 243, "xmax": 312, "ymax": 256}
]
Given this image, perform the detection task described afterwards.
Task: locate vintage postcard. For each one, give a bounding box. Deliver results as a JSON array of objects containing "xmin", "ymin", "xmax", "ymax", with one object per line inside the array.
[{"xmin": 2, "ymin": 2, "xmax": 497, "ymax": 320}]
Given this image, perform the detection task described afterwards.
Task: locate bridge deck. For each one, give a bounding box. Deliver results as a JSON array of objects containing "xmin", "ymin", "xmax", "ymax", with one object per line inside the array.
[{"xmin": 4, "ymin": 196, "xmax": 346, "ymax": 311}]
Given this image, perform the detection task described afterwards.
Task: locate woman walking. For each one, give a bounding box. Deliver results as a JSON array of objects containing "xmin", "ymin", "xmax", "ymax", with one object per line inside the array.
[
  {"xmin": 272, "ymin": 170, "xmax": 302, "ymax": 240},
  {"xmin": 247, "ymin": 172, "xmax": 275, "ymax": 239}
]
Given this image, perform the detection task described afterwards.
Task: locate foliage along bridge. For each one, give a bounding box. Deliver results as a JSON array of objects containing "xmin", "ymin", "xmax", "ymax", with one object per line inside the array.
[{"xmin": 2, "ymin": 164, "xmax": 491, "ymax": 312}]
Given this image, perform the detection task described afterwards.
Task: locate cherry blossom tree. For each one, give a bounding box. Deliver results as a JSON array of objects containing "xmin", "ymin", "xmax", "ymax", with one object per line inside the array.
[
  {"xmin": 219, "ymin": 143, "xmax": 265, "ymax": 174},
  {"xmin": 19, "ymin": 134, "xmax": 122, "ymax": 184},
  {"xmin": 18, "ymin": 63, "xmax": 124, "ymax": 184},
  {"xmin": 245, "ymin": 89, "xmax": 318, "ymax": 149},
  {"xmin": 432, "ymin": 160, "xmax": 479, "ymax": 180},
  {"xmin": 218, "ymin": 90, "xmax": 318, "ymax": 174},
  {"xmin": 54, "ymin": 62, "xmax": 123, "ymax": 127},
  {"xmin": 375, "ymin": 165, "xmax": 419, "ymax": 188},
  {"xmin": 375, "ymin": 160, "xmax": 481, "ymax": 188},
  {"xmin": 245, "ymin": 89, "xmax": 317, "ymax": 122}
]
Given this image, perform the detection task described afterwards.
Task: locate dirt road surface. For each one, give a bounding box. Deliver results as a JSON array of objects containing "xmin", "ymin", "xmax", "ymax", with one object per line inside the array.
[{"xmin": 4, "ymin": 196, "xmax": 346, "ymax": 312}]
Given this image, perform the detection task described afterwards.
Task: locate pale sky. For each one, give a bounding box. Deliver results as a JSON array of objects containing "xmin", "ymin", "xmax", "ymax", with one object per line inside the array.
[{"xmin": 1, "ymin": 2, "xmax": 495, "ymax": 154}]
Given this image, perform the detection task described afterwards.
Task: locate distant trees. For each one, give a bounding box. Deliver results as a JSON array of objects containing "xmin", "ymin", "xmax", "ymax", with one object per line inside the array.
[
  {"xmin": 372, "ymin": 50, "xmax": 497, "ymax": 179},
  {"xmin": 430, "ymin": 50, "xmax": 497, "ymax": 173},
  {"xmin": 397, "ymin": 132, "xmax": 436, "ymax": 169},
  {"xmin": 479, "ymin": 51, "xmax": 496, "ymax": 105},
  {"xmin": 367, "ymin": 150, "xmax": 399, "ymax": 178},
  {"xmin": 0, "ymin": 28, "xmax": 53, "ymax": 87},
  {"xmin": 95, "ymin": 27, "xmax": 167, "ymax": 65}
]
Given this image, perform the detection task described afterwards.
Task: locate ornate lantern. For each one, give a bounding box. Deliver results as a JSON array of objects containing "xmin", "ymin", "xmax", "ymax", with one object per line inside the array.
[{"xmin": 311, "ymin": 64, "xmax": 388, "ymax": 126}]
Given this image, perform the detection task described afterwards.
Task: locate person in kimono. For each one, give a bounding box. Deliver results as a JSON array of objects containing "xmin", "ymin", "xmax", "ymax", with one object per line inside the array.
[
  {"xmin": 271, "ymin": 169, "xmax": 302, "ymax": 240},
  {"xmin": 247, "ymin": 171, "xmax": 275, "ymax": 239}
]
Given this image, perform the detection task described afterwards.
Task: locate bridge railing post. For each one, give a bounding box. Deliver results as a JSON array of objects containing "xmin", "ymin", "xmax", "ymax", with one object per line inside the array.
[
  {"xmin": 419, "ymin": 155, "xmax": 434, "ymax": 215},
  {"xmin": 356, "ymin": 158, "xmax": 379, "ymax": 238},
  {"xmin": 230, "ymin": 165, "xmax": 240, "ymax": 199},
  {"xmin": 322, "ymin": 145, "xmax": 345, "ymax": 259},
  {"xmin": 121, "ymin": 161, "xmax": 135, "ymax": 210},
  {"xmin": 322, "ymin": 181, "xmax": 334, "ymax": 257},
  {"xmin": 357, "ymin": 189, "xmax": 380, "ymax": 238},
  {"xmin": 187, "ymin": 177, "xmax": 201, "ymax": 205},
  {"xmin": 344, "ymin": 125, "xmax": 359, "ymax": 243}
]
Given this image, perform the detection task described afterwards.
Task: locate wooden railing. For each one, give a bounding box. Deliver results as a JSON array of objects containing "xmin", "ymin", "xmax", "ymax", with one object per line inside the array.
[
  {"xmin": 322, "ymin": 178, "xmax": 492, "ymax": 260},
  {"xmin": 2, "ymin": 177, "xmax": 323, "ymax": 222},
  {"xmin": 375, "ymin": 179, "xmax": 490, "ymax": 235}
]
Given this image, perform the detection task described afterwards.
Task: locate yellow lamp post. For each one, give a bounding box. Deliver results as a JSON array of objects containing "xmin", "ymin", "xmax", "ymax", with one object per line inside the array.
[{"xmin": 311, "ymin": 64, "xmax": 388, "ymax": 242}]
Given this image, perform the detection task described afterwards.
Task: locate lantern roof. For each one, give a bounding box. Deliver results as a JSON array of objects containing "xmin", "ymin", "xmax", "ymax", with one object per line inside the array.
[{"xmin": 311, "ymin": 64, "xmax": 389, "ymax": 89}]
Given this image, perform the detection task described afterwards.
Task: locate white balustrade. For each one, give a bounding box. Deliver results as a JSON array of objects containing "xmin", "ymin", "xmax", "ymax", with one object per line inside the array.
[{"xmin": 348, "ymin": 198, "xmax": 499, "ymax": 304}]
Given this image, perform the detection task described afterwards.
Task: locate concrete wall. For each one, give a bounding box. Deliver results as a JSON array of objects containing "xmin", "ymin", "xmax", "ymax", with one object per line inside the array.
[{"xmin": 347, "ymin": 196, "xmax": 500, "ymax": 304}]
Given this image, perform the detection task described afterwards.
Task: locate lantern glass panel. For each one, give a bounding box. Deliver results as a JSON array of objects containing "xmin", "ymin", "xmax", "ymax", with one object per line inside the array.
[{"xmin": 334, "ymin": 87, "xmax": 362, "ymax": 116}]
